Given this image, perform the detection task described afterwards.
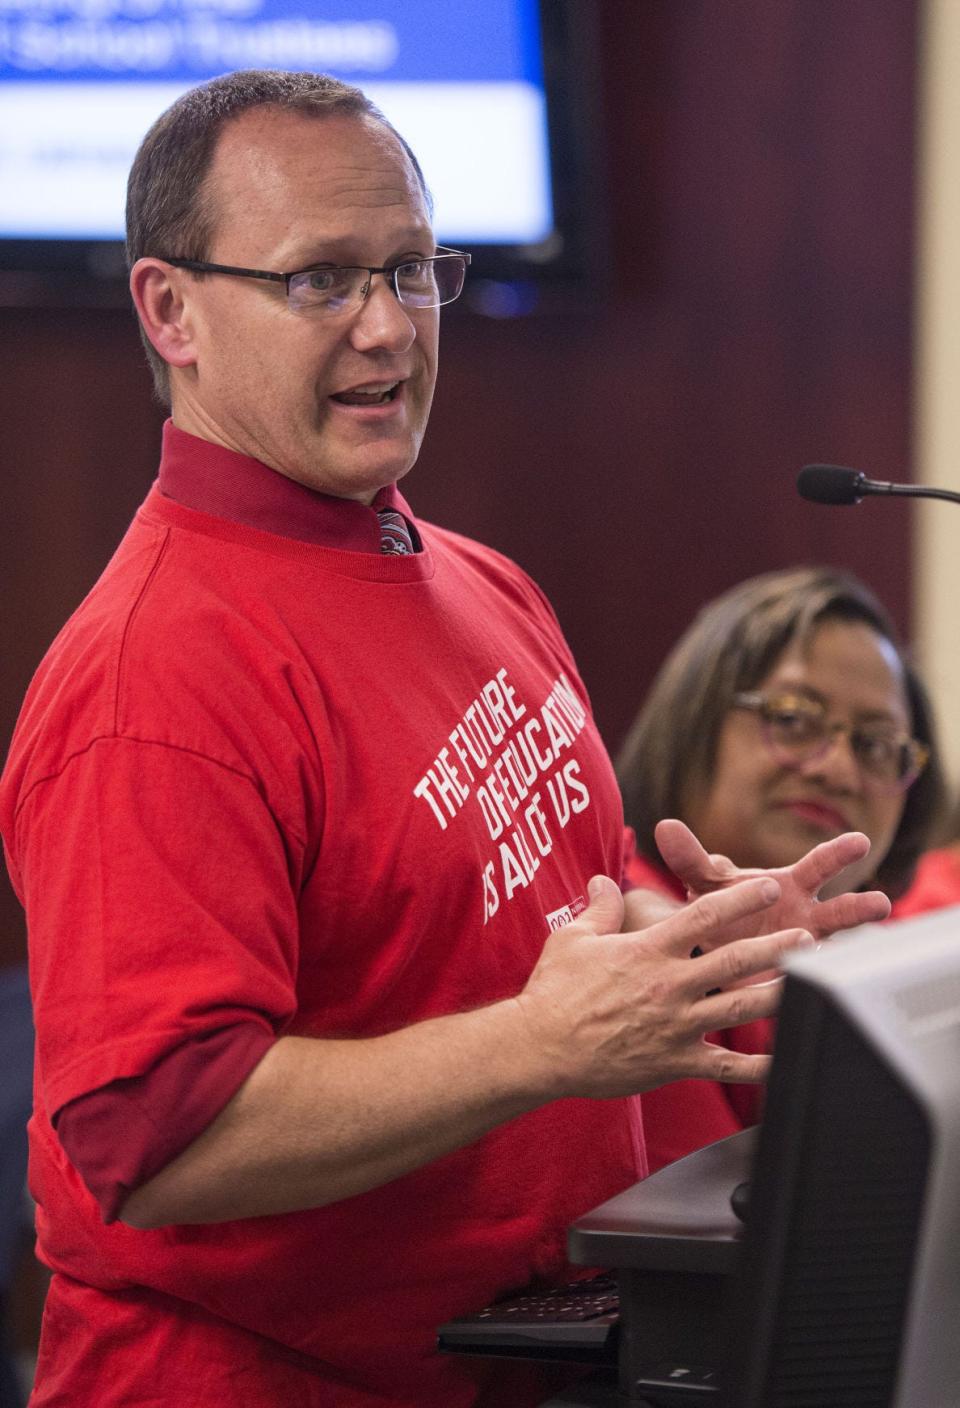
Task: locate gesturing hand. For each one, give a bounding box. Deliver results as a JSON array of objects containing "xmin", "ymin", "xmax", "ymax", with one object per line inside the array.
[
  {"xmin": 652, "ymin": 817, "xmax": 891, "ymax": 953},
  {"xmin": 513, "ymin": 873, "xmax": 815, "ymax": 1100}
]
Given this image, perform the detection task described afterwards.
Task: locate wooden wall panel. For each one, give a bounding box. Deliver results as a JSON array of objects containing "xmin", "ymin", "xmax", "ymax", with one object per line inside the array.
[{"xmin": 0, "ymin": 0, "xmax": 919, "ymax": 964}]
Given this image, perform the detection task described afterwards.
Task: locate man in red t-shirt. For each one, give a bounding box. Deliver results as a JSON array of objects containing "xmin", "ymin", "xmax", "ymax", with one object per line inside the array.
[{"xmin": 0, "ymin": 70, "xmax": 892, "ymax": 1408}]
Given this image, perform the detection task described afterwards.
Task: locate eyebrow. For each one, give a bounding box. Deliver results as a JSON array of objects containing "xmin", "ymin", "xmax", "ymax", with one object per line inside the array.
[{"xmin": 282, "ymin": 230, "xmax": 437, "ymax": 269}]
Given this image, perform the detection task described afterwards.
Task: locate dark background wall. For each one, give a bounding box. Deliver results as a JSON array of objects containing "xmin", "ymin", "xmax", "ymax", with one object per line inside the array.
[{"xmin": 0, "ymin": 0, "xmax": 919, "ymax": 964}]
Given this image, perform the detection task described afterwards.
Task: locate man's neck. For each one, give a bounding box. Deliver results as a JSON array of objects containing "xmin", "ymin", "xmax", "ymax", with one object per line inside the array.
[{"xmin": 156, "ymin": 420, "xmax": 415, "ymax": 553}]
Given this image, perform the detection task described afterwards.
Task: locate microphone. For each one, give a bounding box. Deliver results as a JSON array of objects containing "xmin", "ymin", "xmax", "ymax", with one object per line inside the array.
[{"xmin": 797, "ymin": 464, "xmax": 960, "ymax": 507}]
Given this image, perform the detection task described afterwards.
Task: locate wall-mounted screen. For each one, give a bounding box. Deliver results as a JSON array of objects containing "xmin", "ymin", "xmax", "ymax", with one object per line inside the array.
[{"xmin": 0, "ymin": 0, "xmax": 600, "ymax": 298}]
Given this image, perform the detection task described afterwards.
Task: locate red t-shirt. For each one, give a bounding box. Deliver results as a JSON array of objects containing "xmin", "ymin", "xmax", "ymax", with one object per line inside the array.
[
  {"xmin": 51, "ymin": 426, "xmax": 434, "ymax": 1219},
  {"xmin": 1, "ymin": 432, "xmax": 644, "ymax": 1407}
]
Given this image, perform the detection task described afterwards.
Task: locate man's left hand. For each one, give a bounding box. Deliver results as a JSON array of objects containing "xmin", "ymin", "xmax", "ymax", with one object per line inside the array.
[{"xmin": 651, "ymin": 817, "xmax": 891, "ymax": 953}]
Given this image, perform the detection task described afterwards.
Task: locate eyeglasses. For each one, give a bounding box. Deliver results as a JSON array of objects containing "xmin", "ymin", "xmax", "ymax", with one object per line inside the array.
[
  {"xmin": 160, "ymin": 248, "xmax": 470, "ymax": 314},
  {"xmin": 732, "ymin": 690, "xmax": 929, "ymax": 791}
]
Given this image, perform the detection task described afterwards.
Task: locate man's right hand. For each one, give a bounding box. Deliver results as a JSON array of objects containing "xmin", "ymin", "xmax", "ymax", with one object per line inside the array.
[
  {"xmin": 512, "ymin": 872, "xmax": 813, "ymax": 1099},
  {"xmin": 120, "ymin": 871, "xmax": 807, "ymax": 1228}
]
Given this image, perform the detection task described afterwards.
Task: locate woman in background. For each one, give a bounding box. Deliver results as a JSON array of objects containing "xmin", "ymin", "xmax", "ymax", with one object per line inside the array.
[{"xmin": 617, "ymin": 565, "xmax": 948, "ymax": 1173}]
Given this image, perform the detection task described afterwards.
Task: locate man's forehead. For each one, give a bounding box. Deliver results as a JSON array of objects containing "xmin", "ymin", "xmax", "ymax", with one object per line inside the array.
[
  {"xmin": 200, "ymin": 107, "xmax": 430, "ymax": 260},
  {"xmin": 210, "ymin": 107, "xmax": 422, "ymax": 205}
]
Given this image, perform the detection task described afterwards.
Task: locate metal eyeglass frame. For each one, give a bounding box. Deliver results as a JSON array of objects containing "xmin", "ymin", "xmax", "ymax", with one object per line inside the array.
[{"xmin": 159, "ymin": 248, "xmax": 471, "ymax": 312}]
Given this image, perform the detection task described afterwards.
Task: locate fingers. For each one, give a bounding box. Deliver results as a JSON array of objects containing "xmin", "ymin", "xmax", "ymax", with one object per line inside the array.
[
  {"xmin": 693, "ymin": 974, "xmax": 785, "ymax": 1033},
  {"xmin": 790, "ymin": 831, "xmax": 870, "ymax": 892},
  {"xmin": 649, "ymin": 875, "xmax": 782, "ymax": 956},
  {"xmin": 678, "ymin": 1046, "xmax": 773, "ymax": 1085},
  {"xmin": 621, "ymin": 886, "xmax": 681, "ymax": 933},
  {"xmin": 654, "ymin": 818, "xmax": 740, "ymax": 890},
  {"xmin": 811, "ymin": 887, "xmax": 890, "ymax": 937},
  {"xmin": 578, "ymin": 874, "xmax": 625, "ymax": 936},
  {"xmin": 652, "ymin": 819, "xmax": 710, "ymax": 885},
  {"xmin": 684, "ymin": 925, "xmax": 815, "ymax": 995}
]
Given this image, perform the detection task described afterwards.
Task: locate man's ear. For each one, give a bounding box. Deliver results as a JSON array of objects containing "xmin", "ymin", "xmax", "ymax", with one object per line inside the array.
[{"xmin": 129, "ymin": 258, "xmax": 200, "ymax": 371}]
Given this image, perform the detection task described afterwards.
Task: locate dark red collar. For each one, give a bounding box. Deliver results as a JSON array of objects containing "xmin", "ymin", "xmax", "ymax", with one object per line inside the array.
[{"xmin": 157, "ymin": 420, "xmax": 419, "ymax": 553}]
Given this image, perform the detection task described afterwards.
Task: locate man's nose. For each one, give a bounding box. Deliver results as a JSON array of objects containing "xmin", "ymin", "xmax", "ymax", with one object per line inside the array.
[{"xmin": 349, "ymin": 274, "xmax": 417, "ymax": 353}]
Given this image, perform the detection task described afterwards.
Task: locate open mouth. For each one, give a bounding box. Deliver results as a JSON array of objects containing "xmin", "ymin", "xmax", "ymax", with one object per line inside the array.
[{"xmin": 331, "ymin": 380, "xmax": 401, "ymax": 407}]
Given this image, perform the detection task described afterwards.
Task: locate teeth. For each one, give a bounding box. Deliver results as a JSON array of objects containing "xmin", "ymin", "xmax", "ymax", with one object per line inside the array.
[{"xmin": 346, "ymin": 381, "xmax": 398, "ymax": 395}]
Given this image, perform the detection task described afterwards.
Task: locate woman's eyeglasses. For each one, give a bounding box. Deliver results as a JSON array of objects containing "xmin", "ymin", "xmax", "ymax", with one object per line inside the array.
[{"xmin": 732, "ymin": 690, "xmax": 928, "ymax": 792}]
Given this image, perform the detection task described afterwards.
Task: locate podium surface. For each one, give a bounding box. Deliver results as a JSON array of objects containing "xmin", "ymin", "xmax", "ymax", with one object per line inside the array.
[{"xmin": 569, "ymin": 1127, "xmax": 754, "ymax": 1275}]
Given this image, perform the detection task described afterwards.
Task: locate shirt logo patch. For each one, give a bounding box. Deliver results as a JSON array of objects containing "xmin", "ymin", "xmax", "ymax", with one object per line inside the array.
[{"xmin": 545, "ymin": 895, "xmax": 586, "ymax": 931}]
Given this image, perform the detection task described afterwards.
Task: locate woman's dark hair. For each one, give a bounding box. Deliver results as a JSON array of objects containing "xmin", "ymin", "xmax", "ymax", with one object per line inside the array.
[{"xmin": 616, "ymin": 566, "xmax": 947, "ymax": 899}]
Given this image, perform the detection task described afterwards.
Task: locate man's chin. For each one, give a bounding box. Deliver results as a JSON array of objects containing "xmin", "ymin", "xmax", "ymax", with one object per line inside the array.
[
  {"xmin": 271, "ymin": 446, "xmax": 417, "ymax": 501},
  {"xmin": 317, "ymin": 432, "xmax": 420, "ymax": 497}
]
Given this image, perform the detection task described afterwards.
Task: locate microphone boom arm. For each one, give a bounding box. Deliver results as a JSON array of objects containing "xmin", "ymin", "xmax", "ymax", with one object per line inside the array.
[{"xmin": 798, "ymin": 464, "xmax": 960, "ymax": 507}]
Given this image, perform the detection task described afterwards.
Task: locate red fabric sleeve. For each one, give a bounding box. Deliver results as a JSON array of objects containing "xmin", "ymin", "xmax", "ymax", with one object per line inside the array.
[
  {"xmin": 10, "ymin": 721, "xmax": 306, "ymax": 1231},
  {"xmin": 891, "ymin": 846, "xmax": 960, "ymax": 919},
  {"xmin": 54, "ymin": 1023, "xmax": 275, "ymax": 1223},
  {"xmin": 620, "ymin": 826, "xmax": 637, "ymax": 891},
  {"xmin": 23, "ymin": 738, "xmax": 302, "ymax": 1104},
  {"xmin": 622, "ymin": 848, "xmax": 686, "ymax": 901}
]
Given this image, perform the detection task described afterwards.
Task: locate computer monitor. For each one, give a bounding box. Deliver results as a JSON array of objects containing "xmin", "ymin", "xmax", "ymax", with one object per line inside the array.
[{"xmin": 725, "ymin": 905, "xmax": 960, "ymax": 1408}]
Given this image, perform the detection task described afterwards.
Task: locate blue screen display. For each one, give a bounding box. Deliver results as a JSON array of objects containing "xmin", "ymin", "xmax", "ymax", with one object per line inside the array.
[{"xmin": 0, "ymin": 0, "xmax": 552, "ymax": 243}]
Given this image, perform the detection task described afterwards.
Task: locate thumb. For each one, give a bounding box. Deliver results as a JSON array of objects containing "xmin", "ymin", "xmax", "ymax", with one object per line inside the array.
[
  {"xmin": 654, "ymin": 818, "xmax": 722, "ymax": 889},
  {"xmin": 583, "ymin": 874, "xmax": 625, "ymax": 934},
  {"xmin": 653, "ymin": 817, "xmax": 701, "ymax": 868}
]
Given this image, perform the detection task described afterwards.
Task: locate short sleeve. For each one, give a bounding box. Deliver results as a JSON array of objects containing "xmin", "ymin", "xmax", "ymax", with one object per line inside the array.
[{"xmin": 17, "ymin": 735, "xmax": 303, "ymax": 1119}]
